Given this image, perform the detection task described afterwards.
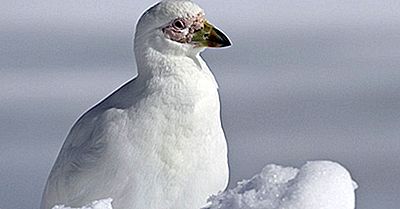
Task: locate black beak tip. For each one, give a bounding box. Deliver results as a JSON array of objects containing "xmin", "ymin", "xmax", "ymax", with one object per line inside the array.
[
  {"xmin": 220, "ymin": 35, "xmax": 232, "ymax": 47},
  {"xmin": 215, "ymin": 28, "xmax": 232, "ymax": 48}
]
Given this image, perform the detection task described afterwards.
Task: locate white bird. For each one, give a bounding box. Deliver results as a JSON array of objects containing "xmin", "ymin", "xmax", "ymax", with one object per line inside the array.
[{"xmin": 41, "ymin": 1, "xmax": 231, "ymax": 209}]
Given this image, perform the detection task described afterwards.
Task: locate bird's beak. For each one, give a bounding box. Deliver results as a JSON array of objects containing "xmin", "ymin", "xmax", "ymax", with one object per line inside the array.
[{"xmin": 191, "ymin": 21, "xmax": 232, "ymax": 48}]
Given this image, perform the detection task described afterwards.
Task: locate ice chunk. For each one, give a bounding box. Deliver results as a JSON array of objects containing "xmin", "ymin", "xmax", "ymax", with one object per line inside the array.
[
  {"xmin": 204, "ymin": 161, "xmax": 357, "ymax": 209},
  {"xmin": 51, "ymin": 198, "xmax": 113, "ymax": 209}
]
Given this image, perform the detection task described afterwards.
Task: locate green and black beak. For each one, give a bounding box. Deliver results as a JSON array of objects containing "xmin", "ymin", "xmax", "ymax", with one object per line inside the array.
[{"xmin": 191, "ymin": 21, "xmax": 232, "ymax": 48}]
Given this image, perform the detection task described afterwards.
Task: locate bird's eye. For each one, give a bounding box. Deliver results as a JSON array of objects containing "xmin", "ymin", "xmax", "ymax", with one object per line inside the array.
[{"xmin": 173, "ymin": 19, "xmax": 185, "ymax": 30}]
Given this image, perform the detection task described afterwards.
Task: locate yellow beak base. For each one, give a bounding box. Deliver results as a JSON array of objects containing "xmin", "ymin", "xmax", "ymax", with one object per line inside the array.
[{"xmin": 191, "ymin": 21, "xmax": 231, "ymax": 48}]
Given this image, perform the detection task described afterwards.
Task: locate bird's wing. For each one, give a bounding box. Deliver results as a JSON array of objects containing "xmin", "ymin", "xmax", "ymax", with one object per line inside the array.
[
  {"xmin": 52, "ymin": 114, "xmax": 106, "ymax": 175},
  {"xmin": 42, "ymin": 111, "xmax": 109, "ymax": 208},
  {"xmin": 51, "ymin": 77, "xmax": 140, "ymax": 175},
  {"xmin": 42, "ymin": 78, "xmax": 140, "ymax": 208}
]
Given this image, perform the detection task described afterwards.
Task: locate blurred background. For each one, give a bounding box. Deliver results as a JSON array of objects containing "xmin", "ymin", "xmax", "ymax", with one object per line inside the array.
[{"xmin": 1, "ymin": 0, "xmax": 400, "ymax": 208}]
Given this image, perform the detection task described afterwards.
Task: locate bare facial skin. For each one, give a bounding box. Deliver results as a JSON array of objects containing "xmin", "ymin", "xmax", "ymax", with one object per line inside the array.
[{"xmin": 162, "ymin": 13, "xmax": 205, "ymax": 44}]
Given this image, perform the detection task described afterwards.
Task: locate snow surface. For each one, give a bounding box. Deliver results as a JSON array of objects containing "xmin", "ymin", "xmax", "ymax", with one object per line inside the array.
[
  {"xmin": 51, "ymin": 161, "xmax": 357, "ymax": 209},
  {"xmin": 205, "ymin": 161, "xmax": 357, "ymax": 209},
  {"xmin": 51, "ymin": 198, "xmax": 113, "ymax": 209}
]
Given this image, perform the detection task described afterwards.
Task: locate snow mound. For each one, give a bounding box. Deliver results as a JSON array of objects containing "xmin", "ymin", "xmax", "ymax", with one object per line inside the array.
[
  {"xmin": 50, "ymin": 161, "xmax": 357, "ymax": 209},
  {"xmin": 204, "ymin": 161, "xmax": 357, "ymax": 209},
  {"xmin": 51, "ymin": 198, "xmax": 113, "ymax": 209}
]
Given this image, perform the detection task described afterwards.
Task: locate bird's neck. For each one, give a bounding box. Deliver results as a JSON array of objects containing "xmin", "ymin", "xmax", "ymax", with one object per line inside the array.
[
  {"xmin": 130, "ymin": 44, "xmax": 219, "ymax": 107},
  {"xmin": 135, "ymin": 45, "xmax": 208, "ymax": 80}
]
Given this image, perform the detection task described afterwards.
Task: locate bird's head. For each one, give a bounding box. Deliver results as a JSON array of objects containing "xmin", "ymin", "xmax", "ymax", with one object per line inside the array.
[{"xmin": 134, "ymin": 0, "xmax": 231, "ymax": 57}]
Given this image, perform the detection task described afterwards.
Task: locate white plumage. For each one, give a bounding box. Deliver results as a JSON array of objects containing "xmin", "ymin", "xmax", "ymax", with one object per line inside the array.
[{"xmin": 41, "ymin": 1, "xmax": 231, "ymax": 209}]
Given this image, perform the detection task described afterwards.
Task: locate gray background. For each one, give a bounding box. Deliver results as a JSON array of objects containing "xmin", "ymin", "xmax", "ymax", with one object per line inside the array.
[{"xmin": 1, "ymin": 0, "xmax": 400, "ymax": 208}]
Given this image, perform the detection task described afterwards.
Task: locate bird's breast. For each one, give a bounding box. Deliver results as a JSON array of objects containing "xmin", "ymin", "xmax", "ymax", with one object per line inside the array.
[
  {"xmin": 118, "ymin": 70, "xmax": 224, "ymax": 167},
  {"xmin": 106, "ymin": 78, "xmax": 227, "ymax": 207}
]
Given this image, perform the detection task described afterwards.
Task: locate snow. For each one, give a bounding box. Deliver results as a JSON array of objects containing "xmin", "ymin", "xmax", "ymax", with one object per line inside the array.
[
  {"xmin": 50, "ymin": 161, "xmax": 357, "ymax": 209},
  {"xmin": 205, "ymin": 161, "xmax": 357, "ymax": 209},
  {"xmin": 51, "ymin": 198, "xmax": 113, "ymax": 209}
]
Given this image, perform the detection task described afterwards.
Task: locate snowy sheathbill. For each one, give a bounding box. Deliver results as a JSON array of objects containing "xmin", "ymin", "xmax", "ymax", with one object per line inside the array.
[{"xmin": 41, "ymin": 1, "xmax": 231, "ymax": 209}]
